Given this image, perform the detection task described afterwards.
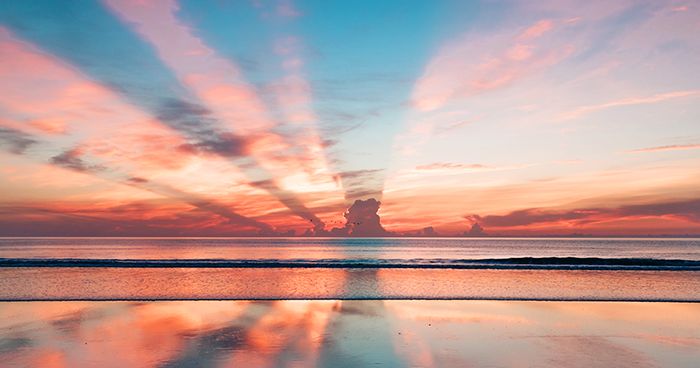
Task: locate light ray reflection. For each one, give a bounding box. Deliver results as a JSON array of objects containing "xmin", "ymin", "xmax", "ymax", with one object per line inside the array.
[{"xmin": 0, "ymin": 300, "xmax": 698, "ymax": 367}]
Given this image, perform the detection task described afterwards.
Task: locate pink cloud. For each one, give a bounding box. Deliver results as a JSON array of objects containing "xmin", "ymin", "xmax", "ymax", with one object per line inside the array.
[
  {"xmin": 0, "ymin": 28, "xmax": 334, "ymax": 232},
  {"xmin": 0, "ymin": 28, "xmax": 280, "ymax": 219},
  {"xmin": 265, "ymin": 35, "xmax": 330, "ymax": 178},
  {"xmin": 0, "ymin": 29, "xmax": 117, "ymax": 136},
  {"xmin": 26, "ymin": 118, "xmax": 68, "ymax": 135},
  {"xmin": 105, "ymin": 0, "xmax": 273, "ymax": 134},
  {"xmin": 626, "ymin": 143, "xmax": 700, "ymax": 154},
  {"xmin": 415, "ymin": 163, "xmax": 489, "ymax": 171},
  {"xmin": 105, "ymin": 0, "xmax": 335, "ymax": 191},
  {"xmin": 560, "ymin": 90, "xmax": 700, "ymax": 120},
  {"xmin": 81, "ymin": 121, "xmax": 194, "ymax": 172},
  {"xmin": 0, "ymin": 28, "xmax": 209, "ymax": 173},
  {"xmin": 517, "ymin": 19, "xmax": 554, "ymax": 40},
  {"xmin": 506, "ymin": 44, "xmax": 534, "ymax": 61},
  {"xmin": 412, "ymin": 19, "xmax": 574, "ymax": 111},
  {"xmin": 519, "ymin": 0, "xmax": 636, "ymax": 22}
]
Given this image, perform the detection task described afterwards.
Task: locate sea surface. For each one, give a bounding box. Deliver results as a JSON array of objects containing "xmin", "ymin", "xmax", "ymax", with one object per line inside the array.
[
  {"xmin": 2, "ymin": 238, "xmax": 700, "ymax": 367},
  {"xmin": 2, "ymin": 237, "xmax": 699, "ymax": 262},
  {"xmin": 0, "ymin": 237, "xmax": 698, "ymax": 301}
]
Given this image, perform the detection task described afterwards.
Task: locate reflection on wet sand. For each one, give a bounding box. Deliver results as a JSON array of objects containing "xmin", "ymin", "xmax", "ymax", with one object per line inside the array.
[
  {"xmin": 1, "ymin": 300, "xmax": 699, "ymax": 367},
  {"xmin": 319, "ymin": 269, "xmax": 405, "ymax": 367}
]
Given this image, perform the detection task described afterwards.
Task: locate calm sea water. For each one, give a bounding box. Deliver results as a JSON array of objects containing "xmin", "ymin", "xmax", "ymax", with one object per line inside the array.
[
  {"xmin": 1, "ymin": 237, "xmax": 699, "ymax": 261},
  {"xmin": 0, "ymin": 237, "xmax": 698, "ymax": 301}
]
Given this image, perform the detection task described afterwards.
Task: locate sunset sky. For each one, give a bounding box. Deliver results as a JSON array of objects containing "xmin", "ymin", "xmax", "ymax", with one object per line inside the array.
[{"xmin": 0, "ymin": 0, "xmax": 699, "ymax": 236}]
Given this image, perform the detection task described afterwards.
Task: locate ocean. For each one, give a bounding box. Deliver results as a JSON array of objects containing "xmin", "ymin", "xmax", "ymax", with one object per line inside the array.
[
  {"xmin": 1, "ymin": 238, "xmax": 699, "ymax": 367},
  {"xmin": 0, "ymin": 237, "xmax": 698, "ymax": 301}
]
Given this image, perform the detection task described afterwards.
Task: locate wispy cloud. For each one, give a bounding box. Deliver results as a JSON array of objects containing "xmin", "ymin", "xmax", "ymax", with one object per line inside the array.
[
  {"xmin": 626, "ymin": 143, "xmax": 700, "ymax": 153},
  {"xmin": 415, "ymin": 163, "xmax": 489, "ymax": 171},
  {"xmin": 411, "ymin": 18, "xmax": 574, "ymax": 111},
  {"xmin": 561, "ymin": 90, "xmax": 700, "ymax": 120},
  {"xmin": 409, "ymin": 162, "xmax": 535, "ymax": 175}
]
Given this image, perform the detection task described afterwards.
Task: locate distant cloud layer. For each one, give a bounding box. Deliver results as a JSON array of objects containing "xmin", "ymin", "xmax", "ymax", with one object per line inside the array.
[{"xmin": 467, "ymin": 198, "xmax": 700, "ymax": 229}]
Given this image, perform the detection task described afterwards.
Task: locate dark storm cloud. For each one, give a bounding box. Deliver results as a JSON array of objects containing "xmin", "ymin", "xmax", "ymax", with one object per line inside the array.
[
  {"xmin": 467, "ymin": 198, "xmax": 700, "ymax": 228},
  {"xmin": 0, "ymin": 127, "xmax": 38, "ymax": 154}
]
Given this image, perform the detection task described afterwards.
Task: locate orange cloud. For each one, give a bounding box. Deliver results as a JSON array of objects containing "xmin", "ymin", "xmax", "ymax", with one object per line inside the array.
[{"xmin": 27, "ymin": 118, "xmax": 68, "ymax": 135}]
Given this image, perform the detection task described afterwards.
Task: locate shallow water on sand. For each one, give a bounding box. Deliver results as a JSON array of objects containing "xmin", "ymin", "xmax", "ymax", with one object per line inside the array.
[{"xmin": 0, "ymin": 300, "xmax": 698, "ymax": 368}]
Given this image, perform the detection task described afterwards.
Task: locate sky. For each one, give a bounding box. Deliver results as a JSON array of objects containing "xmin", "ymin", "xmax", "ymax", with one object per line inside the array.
[{"xmin": 0, "ymin": 0, "xmax": 699, "ymax": 236}]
